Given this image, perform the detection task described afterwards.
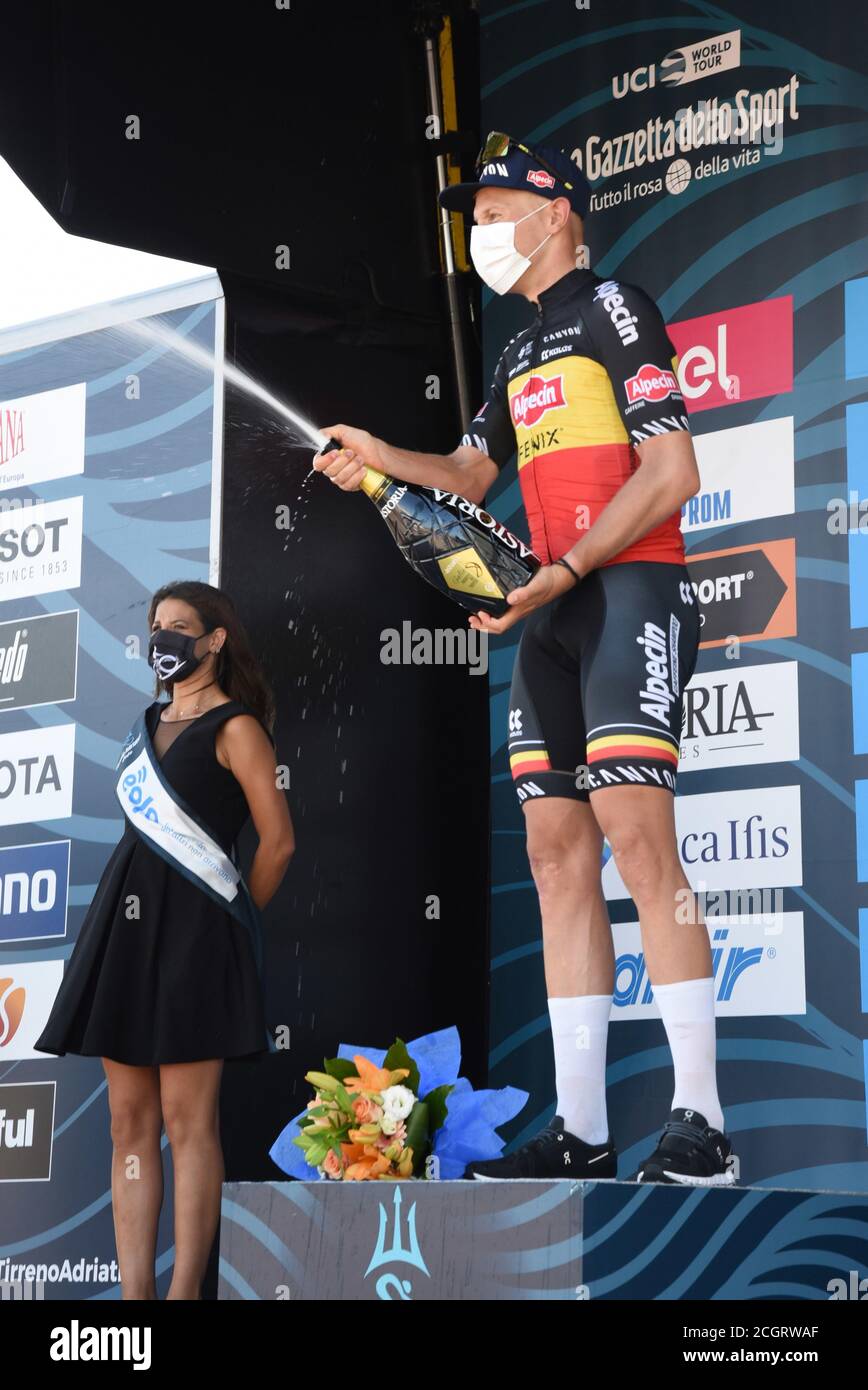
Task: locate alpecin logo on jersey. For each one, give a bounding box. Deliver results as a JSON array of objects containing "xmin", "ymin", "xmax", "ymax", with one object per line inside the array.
[
  {"xmin": 510, "ymin": 374, "xmax": 567, "ymax": 428},
  {"xmin": 526, "ymin": 168, "xmax": 556, "ymax": 190},
  {"xmin": 624, "ymin": 363, "xmax": 679, "ymax": 406}
]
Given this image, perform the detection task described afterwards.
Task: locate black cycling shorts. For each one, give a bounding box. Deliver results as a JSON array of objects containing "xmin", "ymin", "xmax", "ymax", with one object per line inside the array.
[{"xmin": 507, "ymin": 562, "xmax": 700, "ymax": 803}]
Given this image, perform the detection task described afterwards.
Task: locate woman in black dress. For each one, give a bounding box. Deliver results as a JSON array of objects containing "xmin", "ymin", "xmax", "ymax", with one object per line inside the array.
[{"xmin": 34, "ymin": 580, "xmax": 295, "ymax": 1301}]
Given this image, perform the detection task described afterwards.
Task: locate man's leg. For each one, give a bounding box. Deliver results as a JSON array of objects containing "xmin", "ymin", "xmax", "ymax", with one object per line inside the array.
[
  {"xmin": 465, "ymin": 595, "xmax": 619, "ymax": 1178},
  {"xmin": 589, "ymin": 783, "xmax": 724, "ymax": 1133},
  {"xmin": 523, "ymin": 796, "xmax": 613, "ymax": 1145}
]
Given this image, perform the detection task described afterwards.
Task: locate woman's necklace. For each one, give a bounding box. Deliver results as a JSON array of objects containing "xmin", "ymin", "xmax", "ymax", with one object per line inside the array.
[{"xmin": 161, "ymin": 678, "xmax": 220, "ymax": 723}]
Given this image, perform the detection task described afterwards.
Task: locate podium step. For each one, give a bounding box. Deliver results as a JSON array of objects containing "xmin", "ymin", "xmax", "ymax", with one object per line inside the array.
[{"xmin": 218, "ymin": 1178, "xmax": 868, "ymax": 1300}]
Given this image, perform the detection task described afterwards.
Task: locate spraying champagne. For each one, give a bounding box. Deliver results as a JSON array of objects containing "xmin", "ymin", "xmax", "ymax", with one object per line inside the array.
[{"xmin": 313, "ymin": 437, "xmax": 541, "ymax": 617}]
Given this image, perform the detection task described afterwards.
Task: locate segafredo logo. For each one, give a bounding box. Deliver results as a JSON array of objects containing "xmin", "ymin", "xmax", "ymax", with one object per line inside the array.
[
  {"xmin": 593, "ymin": 282, "xmax": 639, "ymax": 346},
  {"xmin": 380, "ymin": 485, "xmax": 407, "ymax": 518},
  {"xmin": 625, "ymin": 364, "xmax": 679, "ymax": 405},
  {"xmin": 526, "ymin": 168, "xmax": 555, "ymax": 190},
  {"xmin": 636, "ymin": 619, "xmax": 677, "ymax": 727},
  {"xmin": 430, "ymin": 490, "xmax": 537, "ymax": 560},
  {"xmin": 510, "ymin": 374, "xmax": 567, "ymax": 428}
]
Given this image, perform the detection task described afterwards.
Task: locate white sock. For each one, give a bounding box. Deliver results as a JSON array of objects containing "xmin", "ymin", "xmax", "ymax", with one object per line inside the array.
[
  {"xmin": 547, "ymin": 993, "xmax": 612, "ymax": 1146},
  {"xmin": 652, "ymin": 976, "xmax": 725, "ymax": 1132}
]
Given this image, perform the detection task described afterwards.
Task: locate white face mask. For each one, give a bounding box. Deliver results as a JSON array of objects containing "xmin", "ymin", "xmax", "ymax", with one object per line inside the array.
[{"xmin": 469, "ymin": 202, "xmax": 554, "ymax": 295}]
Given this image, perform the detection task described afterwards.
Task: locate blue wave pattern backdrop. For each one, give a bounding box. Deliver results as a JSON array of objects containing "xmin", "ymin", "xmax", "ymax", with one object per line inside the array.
[
  {"xmin": 0, "ymin": 297, "xmax": 220, "ymax": 1296},
  {"xmin": 478, "ymin": 0, "xmax": 868, "ymax": 1190}
]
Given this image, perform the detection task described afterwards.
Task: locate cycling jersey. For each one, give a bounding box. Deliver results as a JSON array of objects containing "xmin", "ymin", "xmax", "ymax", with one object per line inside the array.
[{"xmin": 459, "ymin": 266, "xmax": 690, "ymax": 567}]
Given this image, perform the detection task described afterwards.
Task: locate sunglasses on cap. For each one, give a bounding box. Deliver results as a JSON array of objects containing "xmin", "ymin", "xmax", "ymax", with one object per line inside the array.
[{"xmin": 476, "ymin": 131, "xmax": 575, "ymax": 194}]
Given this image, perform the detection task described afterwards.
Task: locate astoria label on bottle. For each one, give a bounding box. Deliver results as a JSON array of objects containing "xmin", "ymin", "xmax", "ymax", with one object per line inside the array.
[{"xmin": 354, "ymin": 464, "xmax": 541, "ymax": 616}]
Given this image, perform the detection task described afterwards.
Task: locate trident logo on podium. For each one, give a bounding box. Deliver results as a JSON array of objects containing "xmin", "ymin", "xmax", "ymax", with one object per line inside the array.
[{"xmin": 365, "ymin": 1186, "xmax": 430, "ymax": 1300}]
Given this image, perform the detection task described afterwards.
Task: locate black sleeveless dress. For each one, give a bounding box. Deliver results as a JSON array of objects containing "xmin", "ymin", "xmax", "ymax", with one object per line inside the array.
[{"xmin": 34, "ymin": 699, "xmax": 273, "ymax": 1066}]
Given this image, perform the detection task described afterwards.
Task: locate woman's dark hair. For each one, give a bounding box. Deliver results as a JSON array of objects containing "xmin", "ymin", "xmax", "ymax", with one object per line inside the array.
[{"xmin": 147, "ymin": 580, "xmax": 276, "ymax": 737}]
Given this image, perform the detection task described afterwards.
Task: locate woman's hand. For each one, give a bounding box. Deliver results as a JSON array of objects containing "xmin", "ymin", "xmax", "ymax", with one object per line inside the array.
[
  {"xmin": 468, "ymin": 562, "xmax": 579, "ymax": 635},
  {"xmin": 312, "ymin": 424, "xmax": 384, "ymax": 491}
]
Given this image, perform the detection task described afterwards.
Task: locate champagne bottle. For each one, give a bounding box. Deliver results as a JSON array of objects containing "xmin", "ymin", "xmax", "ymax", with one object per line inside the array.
[{"xmin": 315, "ymin": 439, "xmax": 541, "ymax": 616}]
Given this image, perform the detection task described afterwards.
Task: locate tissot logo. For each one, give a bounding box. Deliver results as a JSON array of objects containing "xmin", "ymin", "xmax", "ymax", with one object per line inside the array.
[{"xmin": 0, "ymin": 497, "xmax": 83, "ymax": 601}]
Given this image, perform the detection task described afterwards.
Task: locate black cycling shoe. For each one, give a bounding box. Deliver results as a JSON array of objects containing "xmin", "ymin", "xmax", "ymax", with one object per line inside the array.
[
  {"xmin": 465, "ymin": 1115, "xmax": 617, "ymax": 1180},
  {"xmin": 634, "ymin": 1108, "xmax": 737, "ymax": 1186}
]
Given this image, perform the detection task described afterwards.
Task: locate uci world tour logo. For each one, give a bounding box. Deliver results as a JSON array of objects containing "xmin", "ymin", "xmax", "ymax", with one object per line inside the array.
[
  {"xmin": 364, "ymin": 1186, "xmax": 430, "ymax": 1300},
  {"xmin": 612, "ymin": 29, "xmax": 741, "ymax": 99}
]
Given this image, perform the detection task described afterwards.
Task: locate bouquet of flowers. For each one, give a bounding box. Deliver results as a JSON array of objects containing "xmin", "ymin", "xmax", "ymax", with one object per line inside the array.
[{"xmin": 269, "ymin": 1025, "xmax": 527, "ymax": 1181}]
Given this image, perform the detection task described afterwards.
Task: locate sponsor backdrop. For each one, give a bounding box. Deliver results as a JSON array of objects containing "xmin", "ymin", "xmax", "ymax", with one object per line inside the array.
[
  {"xmin": 481, "ymin": 0, "xmax": 868, "ymax": 1187},
  {"xmin": 0, "ymin": 296, "xmax": 221, "ymax": 1294}
]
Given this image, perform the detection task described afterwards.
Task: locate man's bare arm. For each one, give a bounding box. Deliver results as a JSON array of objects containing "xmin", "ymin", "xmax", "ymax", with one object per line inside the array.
[
  {"xmin": 312, "ymin": 423, "xmax": 500, "ymax": 505},
  {"xmin": 562, "ymin": 431, "xmax": 700, "ymax": 578}
]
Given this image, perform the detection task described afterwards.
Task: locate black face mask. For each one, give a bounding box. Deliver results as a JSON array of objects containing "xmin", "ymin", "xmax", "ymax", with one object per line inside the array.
[{"xmin": 147, "ymin": 627, "xmax": 215, "ymax": 685}]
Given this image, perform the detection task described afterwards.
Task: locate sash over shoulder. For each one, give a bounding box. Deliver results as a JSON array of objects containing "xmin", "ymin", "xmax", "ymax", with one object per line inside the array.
[{"xmin": 115, "ymin": 709, "xmax": 277, "ymax": 1056}]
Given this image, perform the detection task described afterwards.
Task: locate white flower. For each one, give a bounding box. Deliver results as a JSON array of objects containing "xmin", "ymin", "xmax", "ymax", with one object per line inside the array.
[
  {"xmin": 380, "ymin": 1115, "xmax": 398, "ymax": 1135},
  {"xmin": 381, "ymin": 1085, "xmax": 415, "ymax": 1121}
]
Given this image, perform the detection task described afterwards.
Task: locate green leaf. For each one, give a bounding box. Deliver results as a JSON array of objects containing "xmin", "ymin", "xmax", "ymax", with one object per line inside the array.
[
  {"xmin": 383, "ymin": 1037, "xmax": 420, "ymax": 1095},
  {"xmin": 323, "ymin": 1057, "xmax": 357, "ymax": 1083},
  {"xmin": 334, "ymin": 1082, "xmax": 355, "ymax": 1116},
  {"xmin": 420, "ymin": 1083, "xmax": 453, "ymax": 1135},
  {"xmin": 403, "ymin": 1100, "xmax": 429, "ymax": 1176}
]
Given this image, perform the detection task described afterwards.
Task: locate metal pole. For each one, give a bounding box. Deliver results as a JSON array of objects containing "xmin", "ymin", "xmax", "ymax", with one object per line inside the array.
[{"xmin": 422, "ymin": 27, "xmax": 475, "ymax": 432}]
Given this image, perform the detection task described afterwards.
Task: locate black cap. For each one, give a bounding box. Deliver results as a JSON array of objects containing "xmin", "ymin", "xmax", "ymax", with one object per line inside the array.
[{"xmin": 439, "ymin": 140, "xmax": 590, "ymax": 218}]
